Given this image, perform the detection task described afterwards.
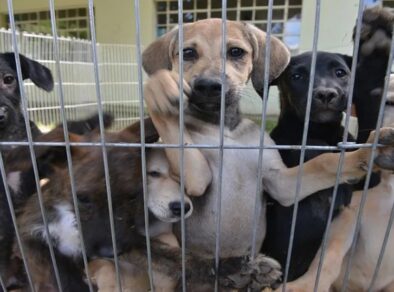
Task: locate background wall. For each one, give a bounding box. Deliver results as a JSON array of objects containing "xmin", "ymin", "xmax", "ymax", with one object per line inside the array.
[{"xmin": 0, "ymin": 0, "xmax": 156, "ymax": 46}]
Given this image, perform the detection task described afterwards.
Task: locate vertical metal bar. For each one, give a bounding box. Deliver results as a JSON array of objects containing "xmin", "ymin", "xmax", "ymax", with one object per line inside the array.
[
  {"xmin": 47, "ymin": 1, "xmax": 94, "ymax": 291},
  {"xmin": 177, "ymin": 0, "xmax": 187, "ymax": 291},
  {"xmin": 6, "ymin": 1, "xmax": 64, "ymax": 291},
  {"xmin": 282, "ymin": 0, "xmax": 321, "ymax": 289},
  {"xmin": 313, "ymin": 1, "xmax": 365, "ymax": 290},
  {"xmin": 0, "ymin": 275, "xmax": 6, "ymax": 292},
  {"xmin": 214, "ymin": 0, "xmax": 227, "ymax": 290},
  {"xmin": 87, "ymin": 1, "xmax": 123, "ymax": 291},
  {"xmin": 250, "ymin": 0, "xmax": 273, "ymax": 257},
  {"xmin": 0, "ymin": 151, "xmax": 35, "ymax": 292},
  {"xmin": 355, "ymin": 24, "xmax": 394, "ymax": 292},
  {"xmin": 133, "ymin": 0, "xmax": 155, "ymax": 290}
]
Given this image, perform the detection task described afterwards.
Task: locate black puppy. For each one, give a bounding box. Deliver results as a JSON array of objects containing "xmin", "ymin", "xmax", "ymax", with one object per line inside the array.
[
  {"xmin": 352, "ymin": 6, "xmax": 393, "ymax": 143},
  {"xmin": 261, "ymin": 52, "xmax": 354, "ymax": 281},
  {"xmin": 0, "ymin": 52, "xmax": 54, "ymax": 144}
]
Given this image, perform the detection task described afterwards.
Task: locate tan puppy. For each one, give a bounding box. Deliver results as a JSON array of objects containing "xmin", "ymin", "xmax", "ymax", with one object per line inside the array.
[{"xmin": 142, "ymin": 18, "xmax": 394, "ymax": 290}]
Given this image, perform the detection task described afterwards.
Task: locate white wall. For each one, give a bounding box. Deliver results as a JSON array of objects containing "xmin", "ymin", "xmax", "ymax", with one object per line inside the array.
[
  {"xmin": 299, "ymin": 0, "xmax": 360, "ymax": 54},
  {"xmin": 0, "ymin": 0, "xmax": 156, "ymax": 46}
]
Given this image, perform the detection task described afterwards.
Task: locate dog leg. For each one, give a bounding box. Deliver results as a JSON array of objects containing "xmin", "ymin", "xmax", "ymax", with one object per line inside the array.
[
  {"xmin": 144, "ymin": 70, "xmax": 212, "ymax": 197},
  {"xmin": 275, "ymin": 207, "xmax": 357, "ymax": 292},
  {"xmin": 264, "ymin": 128, "xmax": 394, "ymax": 206},
  {"xmin": 118, "ymin": 242, "xmax": 281, "ymax": 291},
  {"xmin": 382, "ymin": 281, "xmax": 394, "ymax": 292}
]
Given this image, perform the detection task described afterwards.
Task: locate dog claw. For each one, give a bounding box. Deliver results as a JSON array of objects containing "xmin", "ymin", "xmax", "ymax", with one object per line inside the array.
[
  {"xmin": 222, "ymin": 254, "xmax": 282, "ymax": 290},
  {"xmin": 364, "ymin": 128, "xmax": 394, "ymax": 171}
]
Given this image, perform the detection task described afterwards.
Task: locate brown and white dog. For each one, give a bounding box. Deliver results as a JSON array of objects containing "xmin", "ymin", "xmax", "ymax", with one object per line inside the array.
[
  {"xmin": 142, "ymin": 18, "xmax": 394, "ymax": 290},
  {"xmin": 12, "ymin": 118, "xmax": 281, "ymax": 292}
]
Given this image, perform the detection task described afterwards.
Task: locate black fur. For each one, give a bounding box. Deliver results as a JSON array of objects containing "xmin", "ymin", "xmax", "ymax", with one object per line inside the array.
[
  {"xmin": 0, "ymin": 53, "xmax": 53, "ymax": 144},
  {"xmin": 352, "ymin": 8, "xmax": 393, "ymax": 143},
  {"xmin": 262, "ymin": 52, "xmax": 354, "ymax": 281}
]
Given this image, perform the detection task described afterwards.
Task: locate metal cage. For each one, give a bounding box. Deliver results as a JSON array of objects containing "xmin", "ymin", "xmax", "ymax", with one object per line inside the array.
[{"xmin": 0, "ymin": 0, "xmax": 393, "ymax": 291}]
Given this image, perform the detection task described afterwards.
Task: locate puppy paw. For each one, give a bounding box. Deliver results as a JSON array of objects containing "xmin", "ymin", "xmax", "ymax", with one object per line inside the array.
[
  {"xmin": 358, "ymin": 6, "xmax": 394, "ymax": 56},
  {"xmin": 367, "ymin": 127, "xmax": 394, "ymax": 170},
  {"xmin": 221, "ymin": 254, "xmax": 282, "ymax": 290},
  {"xmin": 144, "ymin": 69, "xmax": 191, "ymax": 116},
  {"xmin": 356, "ymin": 127, "xmax": 394, "ymax": 171}
]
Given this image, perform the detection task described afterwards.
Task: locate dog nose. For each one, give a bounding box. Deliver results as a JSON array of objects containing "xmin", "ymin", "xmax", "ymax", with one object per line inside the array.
[
  {"xmin": 169, "ymin": 201, "xmax": 191, "ymax": 217},
  {"xmin": 193, "ymin": 78, "xmax": 222, "ymax": 97},
  {"xmin": 0, "ymin": 106, "xmax": 8, "ymax": 122},
  {"xmin": 315, "ymin": 89, "xmax": 337, "ymax": 103}
]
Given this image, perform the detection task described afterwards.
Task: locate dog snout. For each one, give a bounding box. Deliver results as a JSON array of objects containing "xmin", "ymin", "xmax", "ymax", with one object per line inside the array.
[
  {"xmin": 314, "ymin": 88, "xmax": 338, "ymax": 103},
  {"xmin": 169, "ymin": 201, "xmax": 191, "ymax": 217},
  {"xmin": 193, "ymin": 78, "xmax": 222, "ymax": 97},
  {"xmin": 0, "ymin": 106, "xmax": 9, "ymax": 125}
]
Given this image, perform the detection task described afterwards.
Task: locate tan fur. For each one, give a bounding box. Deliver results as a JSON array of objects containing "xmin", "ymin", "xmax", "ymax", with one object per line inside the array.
[
  {"xmin": 88, "ymin": 259, "xmax": 150, "ymax": 292},
  {"xmin": 142, "ymin": 18, "xmax": 394, "ymax": 266},
  {"xmin": 143, "ymin": 19, "xmax": 290, "ymax": 197},
  {"xmin": 277, "ymin": 171, "xmax": 394, "ymax": 292}
]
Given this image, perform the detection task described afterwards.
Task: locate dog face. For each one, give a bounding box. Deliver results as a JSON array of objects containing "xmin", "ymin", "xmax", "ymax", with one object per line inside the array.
[
  {"xmin": 276, "ymin": 52, "xmax": 352, "ymax": 123},
  {"xmin": 17, "ymin": 118, "xmax": 160, "ymax": 259},
  {"xmin": 142, "ymin": 19, "xmax": 290, "ymax": 111},
  {"xmin": 146, "ymin": 148, "xmax": 193, "ymax": 223},
  {"xmin": 0, "ymin": 53, "xmax": 53, "ymax": 135}
]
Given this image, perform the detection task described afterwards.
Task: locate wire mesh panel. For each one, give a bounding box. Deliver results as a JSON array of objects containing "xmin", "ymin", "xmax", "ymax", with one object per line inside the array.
[
  {"xmin": 0, "ymin": 28, "xmax": 140, "ymax": 131},
  {"xmin": 0, "ymin": 0, "xmax": 393, "ymax": 292}
]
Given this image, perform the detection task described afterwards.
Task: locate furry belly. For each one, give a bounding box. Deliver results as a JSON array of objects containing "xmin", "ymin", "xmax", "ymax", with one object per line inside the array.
[
  {"xmin": 174, "ymin": 148, "xmax": 266, "ymax": 258},
  {"xmin": 174, "ymin": 193, "xmax": 266, "ymax": 258}
]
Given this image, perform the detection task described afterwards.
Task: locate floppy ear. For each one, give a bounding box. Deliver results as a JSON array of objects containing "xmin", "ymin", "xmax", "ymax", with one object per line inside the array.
[
  {"xmin": 336, "ymin": 54, "xmax": 353, "ymax": 70},
  {"xmin": 142, "ymin": 28, "xmax": 178, "ymax": 75},
  {"xmin": 245, "ymin": 24, "xmax": 290, "ymax": 97},
  {"xmin": 120, "ymin": 117, "xmax": 160, "ymax": 143},
  {"xmin": 60, "ymin": 112, "xmax": 114, "ymax": 135},
  {"xmin": 5, "ymin": 128, "xmax": 86, "ymax": 175},
  {"xmin": 2, "ymin": 52, "xmax": 54, "ymax": 92}
]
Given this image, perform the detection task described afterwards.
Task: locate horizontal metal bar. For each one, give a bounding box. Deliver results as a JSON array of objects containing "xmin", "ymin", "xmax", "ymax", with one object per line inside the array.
[{"xmin": 0, "ymin": 141, "xmax": 382, "ymax": 150}]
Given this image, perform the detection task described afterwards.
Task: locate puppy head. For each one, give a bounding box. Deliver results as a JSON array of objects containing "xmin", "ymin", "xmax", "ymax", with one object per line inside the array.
[
  {"xmin": 0, "ymin": 53, "xmax": 53, "ymax": 104},
  {"xmin": 275, "ymin": 51, "xmax": 352, "ymax": 123},
  {"xmin": 17, "ymin": 118, "xmax": 160, "ymax": 259},
  {"xmin": 0, "ymin": 53, "xmax": 53, "ymax": 134},
  {"xmin": 146, "ymin": 148, "xmax": 193, "ymax": 223},
  {"xmin": 142, "ymin": 19, "xmax": 290, "ymax": 111}
]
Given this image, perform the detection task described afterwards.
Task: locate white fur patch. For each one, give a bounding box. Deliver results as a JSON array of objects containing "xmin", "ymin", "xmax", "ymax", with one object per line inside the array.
[
  {"xmin": 7, "ymin": 171, "xmax": 21, "ymax": 194},
  {"xmin": 32, "ymin": 203, "xmax": 82, "ymax": 258}
]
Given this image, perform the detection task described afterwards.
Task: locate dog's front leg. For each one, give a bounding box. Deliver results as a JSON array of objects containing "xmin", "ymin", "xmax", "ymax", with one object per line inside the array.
[
  {"xmin": 144, "ymin": 69, "xmax": 212, "ymax": 196},
  {"xmin": 275, "ymin": 207, "xmax": 357, "ymax": 292},
  {"xmin": 264, "ymin": 128, "xmax": 394, "ymax": 206}
]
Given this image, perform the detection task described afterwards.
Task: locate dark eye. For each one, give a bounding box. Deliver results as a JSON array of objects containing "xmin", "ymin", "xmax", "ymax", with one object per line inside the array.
[
  {"xmin": 291, "ymin": 73, "xmax": 303, "ymax": 81},
  {"xmin": 228, "ymin": 47, "xmax": 245, "ymax": 58},
  {"xmin": 183, "ymin": 48, "xmax": 198, "ymax": 61},
  {"xmin": 3, "ymin": 75, "xmax": 15, "ymax": 85},
  {"xmin": 148, "ymin": 170, "xmax": 161, "ymax": 178},
  {"xmin": 77, "ymin": 194, "xmax": 92, "ymax": 206},
  {"xmin": 335, "ymin": 69, "xmax": 347, "ymax": 78}
]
